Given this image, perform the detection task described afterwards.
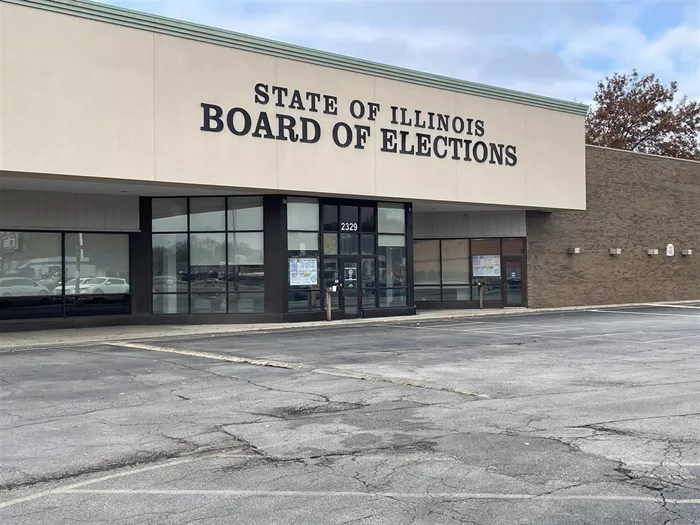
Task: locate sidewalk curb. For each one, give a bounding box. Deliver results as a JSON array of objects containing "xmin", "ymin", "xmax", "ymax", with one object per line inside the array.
[{"xmin": 1, "ymin": 299, "xmax": 698, "ymax": 351}]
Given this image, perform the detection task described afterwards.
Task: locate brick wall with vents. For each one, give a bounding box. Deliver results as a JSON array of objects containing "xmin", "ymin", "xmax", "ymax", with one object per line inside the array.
[{"xmin": 527, "ymin": 146, "xmax": 700, "ymax": 308}]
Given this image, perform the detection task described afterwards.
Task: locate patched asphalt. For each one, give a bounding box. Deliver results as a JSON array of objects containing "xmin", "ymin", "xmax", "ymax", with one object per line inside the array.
[{"xmin": 1, "ymin": 305, "xmax": 699, "ymax": 524}]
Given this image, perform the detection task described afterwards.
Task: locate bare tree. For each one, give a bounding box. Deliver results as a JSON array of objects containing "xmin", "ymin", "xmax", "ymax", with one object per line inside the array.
[{"xmin": 585, "ymin": 70, "xmax": 700, "ymax": 160}]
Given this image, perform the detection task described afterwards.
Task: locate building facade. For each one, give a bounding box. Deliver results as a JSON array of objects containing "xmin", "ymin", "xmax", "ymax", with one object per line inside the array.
[{"xmin": 0, "ymin": 0, "xmax": 697, "ymax": 332}]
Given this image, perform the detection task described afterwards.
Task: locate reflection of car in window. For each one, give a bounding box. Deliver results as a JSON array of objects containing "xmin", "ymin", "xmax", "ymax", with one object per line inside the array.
[
  {"xmin": 55, "ymin": 278, "xmax": 92, "ymax": 295},
  {"xmin": 79, "ymin": 277, "xmax": 130, "ymax": 295},
  {"xmin": 0, "ymin": 277, "xmax": 50, "ymax": 297}
]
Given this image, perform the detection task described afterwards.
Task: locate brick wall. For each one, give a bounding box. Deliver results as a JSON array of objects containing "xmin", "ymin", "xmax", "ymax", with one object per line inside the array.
[{"xmin": 527, "ymin": 146, "xmax": 700, "ymax": 308}]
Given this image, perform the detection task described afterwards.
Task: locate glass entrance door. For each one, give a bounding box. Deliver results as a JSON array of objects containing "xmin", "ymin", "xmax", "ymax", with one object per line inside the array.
[
  {"xmin": 341, "ymin": 258, "xmax": 361, "ymax": 317},
  {"xmin": 503, "ymin": 260, "xmax": 523, "ymax": 307}
]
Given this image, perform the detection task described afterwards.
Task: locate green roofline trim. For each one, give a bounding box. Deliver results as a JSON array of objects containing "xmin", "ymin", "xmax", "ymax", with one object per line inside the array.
[{"xmin": 4, "ymin": 0, "xmax": 589, "ymax": 116}]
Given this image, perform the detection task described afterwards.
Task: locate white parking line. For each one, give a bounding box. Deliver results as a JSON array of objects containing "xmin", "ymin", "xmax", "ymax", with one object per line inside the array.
[
  {"xmin": 406, "ymin": 326, "xmax": 583, "ymax": 336},
  {"xmin": 590, "ymin": 309, "xmax": 700, "ymax": 318},
  {"xmin": 570, "ymin": 332, "xmax": 641, "ymax": 340},
  {"xmin": 0, "ymin": 453, "xmax": 227, "ymax": 510},
  {"xmin": 104, "ymin": 342, "xmax": 487, "ymax": 398},
  {"xmin": 61, "ymin": 488, "xmax": 700, "ymax": 504},
  {"xmin": 643, "ymin": 334, "xmax": 700, "ymax": 344}
]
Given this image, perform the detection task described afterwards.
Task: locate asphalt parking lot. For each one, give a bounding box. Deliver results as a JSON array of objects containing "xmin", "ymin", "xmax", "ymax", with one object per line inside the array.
[{"xmin": 1, "ymin": 304, "xmax": 699, "ymax": 524}]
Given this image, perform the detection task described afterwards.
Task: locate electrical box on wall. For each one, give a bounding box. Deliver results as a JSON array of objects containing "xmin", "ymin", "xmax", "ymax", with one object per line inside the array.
[
  {"xmin": 568, "ymin": 247, "xmax": 580, "ymax": 254},
  {"xmin": 609, "ymin": 248, "xmax": 622, "ymax": 255},
  {"xmin": 647, "ymin": 249, "xmax": 659, "ymax": 255},
  {"xmin": 681, "ymin": 249, "xmax": 693, "ymax": 256}
]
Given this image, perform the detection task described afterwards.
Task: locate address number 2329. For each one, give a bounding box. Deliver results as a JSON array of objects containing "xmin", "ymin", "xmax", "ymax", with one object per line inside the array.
[{"xmin": 340, "ymin": 222, "xmax": 358, "ymax": 231}]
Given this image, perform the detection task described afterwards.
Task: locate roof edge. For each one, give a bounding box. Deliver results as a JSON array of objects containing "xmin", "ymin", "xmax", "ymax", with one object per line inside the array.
[
  {"xmin": 3, "ymin": 0, "xmax": 589, "ymax": 116},
  {"xmin": 586, "ymin": 145, "xmax": 700, "ymax": 164}
]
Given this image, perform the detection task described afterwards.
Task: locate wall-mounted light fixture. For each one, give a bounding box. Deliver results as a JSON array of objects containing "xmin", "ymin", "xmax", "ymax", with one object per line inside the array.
[
  {"xmin": 647, "ymin": 248, "xmax": 659, "ymax": 256},
  {"xmin": 681, "ymin": 249, "xmax": 693, "ymax": 256},
  {"xmin": 609, "ymin": 248, "xmax": 622, "ymax": 255},
  {"xmin": 567, "ymin": 247, "xmax": 580, "ymax": 254}
]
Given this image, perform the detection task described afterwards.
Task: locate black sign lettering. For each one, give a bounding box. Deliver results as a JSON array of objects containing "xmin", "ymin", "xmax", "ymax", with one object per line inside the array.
[
  {"xmin": 271, "ymin": 85, "xmax": 288, "ymax": 107},
  {"xmin": 354, "ymin": 125, "xmax": 371, "ymax": 150},
  {"xmin": 381, "ymin": 128, "xmax": 397, "ymax": 152},
  {"xmin": 414, "ymin": 110, "xmax": 426, "ymax": 129},
  {"xmin": 252, "ymin": 111, "xmax": 274, "ymax": 139},
  {"xmin": 226, "ymin": 107, "xmax": 251, "ymax": 136},
  {"xmin": 390, "ymin": 106, "xmax": 399, "ymax": 125},
  {"xmin": 416, "ymin": 133, "xmax": 431, "ymax": 157},
  {"xmin": 463, "ymin": 139, "xmax": 473, "ymax": 161},
  {"xmin": 323, "ymin": 95, "xmax": 338, "ymax": 115},
  {"xmin": 300, "ymin": 117, "xmax": 321, "ymax": 144},
  {"xmin": 332, "ymin": 122, "xmax": 352, "ymax": 148},
  {"xmin": 399, "ymin": 130, "xmax": 415, "ymax": 155},
  {"xmin": 289, "ymin": 90, "xmax": 305, "ymax": 110},
  {"xmin": 305, "ymin": 92, "xmax": 321, "ymax": 112},
  {"xmin": 434, "ymin": 136, "xmax": 448, "ymax": 159},
  {"xmin": 201, "ymin": 103, "xmax": 224, "ymax": 132},
  {"xmin": 489, "ymin": 143, "xmax": 504, "ymax": 165},
  {"xmin": 448, "ymin": 137, "xmax": 462, "ymax": 160},
  {"xmin": 367, "ymin": 102, "xmax": 380, "ymax": 121},
  {"xmin": 199, "ymin": 82, "xmax": 521, "ymax": 169},
  {"xmin": 254, "ymin": 83, "xmax": 269, "ymax": 105},
  {"xmin": 277, "ymin": 114, "xmax": 299, "ymax": 142},
  {"xmin": 473, "ymin": 141, "xmax": 488, "ymax": 163},
  {"xmin": 452, "ymin": 116, "xmax": 465, "ymax": 134},
  {"xmin": 349, "ymin": 100, "xmax": 365, "ymax": 119},
  {"xmin": 505, "ymin": 145, "xmax": 518, "ymax": 166}
]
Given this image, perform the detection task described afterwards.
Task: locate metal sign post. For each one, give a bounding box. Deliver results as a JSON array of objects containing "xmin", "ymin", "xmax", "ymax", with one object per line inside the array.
[{"xmin": 326, "ymin": 287, "xmax": 332, "ymax": 322}]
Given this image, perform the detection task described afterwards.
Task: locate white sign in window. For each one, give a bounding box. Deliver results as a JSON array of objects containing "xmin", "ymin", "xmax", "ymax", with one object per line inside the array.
[
  {"xmin": 472, "ymin": 255, "xmax": 501, "ymax": 277},
  {"xmin": 289, "ymin": 257, "xmax": 318, "ymax": 286}
]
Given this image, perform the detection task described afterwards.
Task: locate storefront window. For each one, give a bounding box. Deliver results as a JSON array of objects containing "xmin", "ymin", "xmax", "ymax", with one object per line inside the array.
[
  {"xmin": 378, "ymin": 202, "xmax": 405, "ymax": 234},
  {"xmin": 323, "ymin": 234, "xmax": 338, "ymax": 255},
  {"xmin": 64, "ymin": 233, "xmax": 130, "ymax": 317},
  {"xmin": 0, "ymin": 231, "xmax": 131, "ymax": 321},
  {"xmin": 152, "ymin": 198, "xmax": 187, "ymax": 232},
  {"xmin": 151, "ymin": 196, "xmax": 264, "ymax": 315},
  {"xmin": 414, "ymin": 240, "xmax": 440, "ymax": 285},
  {"xmin": 287, "ymin": 197, "xmax": 320, "ymax": 312},
  {"xmin": 287, "ymin": 198, "xmax": 319, "ymax": 231},
  {"xmin": 412, "ymin": 238, "xmax": 524, "ymax": 305},
  {"xmin": 415, "ymin": 286, "xmax": 441, "ymax": 302},
  {"xmin": 442, "ymin": 240, "xmax": 470, "ymax": 284},
  {"xmin": 471, "ymin": 238, "xmax": 502, "ymax": 302},
  {"xmin": 360, "ymin": 207, "xmax": 375, "ymax": 233},
  {"xmin": 228, "ymin": 197, "xmax": 264, "ymax": 313},
  {"xmin": 376, "ymin": 204, "xmax": 406, "ymax": 307},
  {"xmin": 189, "ymin": 197, "xmax": 225, "ymax": 231},
  {"xmin": 0, "ymin": 231, "xmax": 63, "ymax": 320},
  {"xmin": 503, "ymin": 238, "xmax": 525, "ymax": 256},
  {"xmin": 378, "ymin": 234, "xmax": 407, "ymax": 306},
  {"xmin": 190, "ymin": 232, "xmax": 226, "ymax": 313},
  {"xmin": 228, "ymin": 197, "xmax": 263, "ymax": 231}
]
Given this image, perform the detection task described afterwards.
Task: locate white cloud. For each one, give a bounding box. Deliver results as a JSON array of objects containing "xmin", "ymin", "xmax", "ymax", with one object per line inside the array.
[{"xmin": 107, "ymin": 0, "xmax": 699, "ymax": 104}]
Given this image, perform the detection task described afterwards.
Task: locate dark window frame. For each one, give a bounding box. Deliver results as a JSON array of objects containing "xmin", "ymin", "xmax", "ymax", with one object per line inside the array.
[
  {"xmin": 0, "ymin": 229, "xmax": 131, "ymax": 320},
  {"xmin": 150, "ymin": 196, "xmax": 265, "ymax": 315},
  {"xmin": 413, "ymin": 237, "xmax": 526, "ymax": 305}
]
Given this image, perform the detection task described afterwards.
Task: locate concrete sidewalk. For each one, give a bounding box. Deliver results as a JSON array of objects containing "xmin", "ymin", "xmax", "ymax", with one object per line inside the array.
[{"xmin": 1, "ymin": 300, "xmax": 698, "ymax": 350}]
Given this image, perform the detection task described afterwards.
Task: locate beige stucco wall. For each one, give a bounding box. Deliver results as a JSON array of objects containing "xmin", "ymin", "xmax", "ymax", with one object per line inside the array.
[{"xmin": 0, "ymin": 2, "xmax": 586, "ymax": 210}]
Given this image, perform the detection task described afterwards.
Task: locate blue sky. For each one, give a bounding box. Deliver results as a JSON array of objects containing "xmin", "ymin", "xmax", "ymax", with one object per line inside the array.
[{"xmin": 103, "ymin": 0, "xmax": 699, "ymax": 104}]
